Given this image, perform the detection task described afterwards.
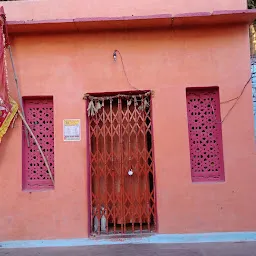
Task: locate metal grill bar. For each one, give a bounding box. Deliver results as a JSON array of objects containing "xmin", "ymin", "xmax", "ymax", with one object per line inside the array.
[{"xmin": 88, "ymin": 93, "xmax": 156, "ymax": 235}]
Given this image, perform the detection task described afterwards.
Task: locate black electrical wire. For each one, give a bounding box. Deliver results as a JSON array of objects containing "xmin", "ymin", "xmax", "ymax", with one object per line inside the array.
[{"xmin": 221, "ymin": 76, "xmax": 252, "ymax": 123}]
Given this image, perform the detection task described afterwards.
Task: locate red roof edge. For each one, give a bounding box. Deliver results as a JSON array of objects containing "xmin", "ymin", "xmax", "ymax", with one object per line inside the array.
[{"xmin": 5, "ymin": 9, "xmax": 256, "ymax": 34}]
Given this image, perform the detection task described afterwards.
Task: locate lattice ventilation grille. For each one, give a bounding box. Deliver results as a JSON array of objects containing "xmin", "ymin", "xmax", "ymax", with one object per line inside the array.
[
  {"xmin": 22, "ymin": 98, "xmax": 54, "ymax": 190},
  {"xmin": 88, "ymin": 95, "xmax": 156, "ymax": 235},
  {"xmin": 186, "ymin": 88, "xmax": 225, "ymax": 182}
]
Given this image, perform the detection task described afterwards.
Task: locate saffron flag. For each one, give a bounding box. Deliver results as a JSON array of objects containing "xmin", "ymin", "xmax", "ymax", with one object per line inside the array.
[{"xmin": 0, "ymin": 7, "xmax": 18, "ymax": 143}]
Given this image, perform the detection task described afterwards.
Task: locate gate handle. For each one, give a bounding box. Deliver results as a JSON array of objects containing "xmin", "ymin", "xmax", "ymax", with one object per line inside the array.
[{"xmin": 128, "ymin": 169, "xmax": 133, "ymax": 176}]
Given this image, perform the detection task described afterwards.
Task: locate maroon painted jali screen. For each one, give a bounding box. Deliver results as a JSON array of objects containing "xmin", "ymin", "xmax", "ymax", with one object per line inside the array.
[
  {"xmin": 86, "ymin": 91, "xmax": 156, "ymax": 235},
  {"xmin": 186, "ymin": 87, "xmax": 225, "ymax": 182},
  {"xmin": 22, "ymin": 98, "xmax": 54, "ymax": 190}
]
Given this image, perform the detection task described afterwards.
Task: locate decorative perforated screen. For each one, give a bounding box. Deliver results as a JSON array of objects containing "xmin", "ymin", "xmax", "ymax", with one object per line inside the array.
[
  {"xmin": 186, "ymin": 88, "xmax": 225, "ymax": 182},
  {"xmin": 22, "ymin": 98, "xmax": 54, "ymax": 190}
]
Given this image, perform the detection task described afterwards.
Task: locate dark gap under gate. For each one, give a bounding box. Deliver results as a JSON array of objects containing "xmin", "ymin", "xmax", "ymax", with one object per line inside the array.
[{"xmin": 88, "ymin": 92, "xmax": 156, "ymax": 235}]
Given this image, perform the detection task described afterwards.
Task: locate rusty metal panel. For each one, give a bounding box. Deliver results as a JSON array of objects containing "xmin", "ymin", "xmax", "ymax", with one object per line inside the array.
[
  {"xmin": 22, "ymin": 98, "xmax": 54, "ymax": 190},
  {"xmin": 186, "ymin": 88, "xmax": 225, "ymax": 182},
  {"xmin": 88, "ymin": 94, "xmax": 156, "ymax": 235}
]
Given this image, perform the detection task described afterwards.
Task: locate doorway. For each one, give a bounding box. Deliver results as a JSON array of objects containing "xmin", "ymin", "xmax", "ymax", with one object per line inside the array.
[{"xmin": 87, "ymin": 91, "xmax": 156, "ymax": 235}]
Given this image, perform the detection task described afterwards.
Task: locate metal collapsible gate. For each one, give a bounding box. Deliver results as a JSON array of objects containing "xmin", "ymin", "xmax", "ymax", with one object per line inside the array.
[{"xmin": 87, "ymin": 92, "xmax": 156, "ymax": 235}]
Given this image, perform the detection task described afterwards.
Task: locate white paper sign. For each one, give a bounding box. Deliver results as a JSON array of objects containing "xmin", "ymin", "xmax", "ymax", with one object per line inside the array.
[{"xmin": 63, "ymin": 119, "xmax": 81, "ymax": 141}]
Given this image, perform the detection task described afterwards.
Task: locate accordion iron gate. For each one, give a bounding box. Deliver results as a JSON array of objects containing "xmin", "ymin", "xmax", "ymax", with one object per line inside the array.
[{"xmin": 86, "ymin": 91, "xmax": 156, "ymax": 235}]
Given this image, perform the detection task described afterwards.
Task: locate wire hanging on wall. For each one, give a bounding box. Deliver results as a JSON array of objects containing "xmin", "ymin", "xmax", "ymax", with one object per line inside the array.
[
  {"xmin": 113, "ymin": 49, "xmax": 144, "ymax": 93},
  {"xmin": 220, "ymin": 76, "xmax": 252, "ymax": 123}
]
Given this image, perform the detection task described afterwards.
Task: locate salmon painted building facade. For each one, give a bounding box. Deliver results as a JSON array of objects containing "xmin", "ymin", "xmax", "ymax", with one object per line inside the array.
[{"xmin": 0, "ymin": 0, "xmax": 256, "ymax": 244}]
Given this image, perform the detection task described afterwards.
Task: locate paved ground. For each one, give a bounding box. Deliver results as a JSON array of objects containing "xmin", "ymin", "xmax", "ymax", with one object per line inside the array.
[{"xmin": 1, "ymin": 242, "xmax": 256, "ymax": 256}]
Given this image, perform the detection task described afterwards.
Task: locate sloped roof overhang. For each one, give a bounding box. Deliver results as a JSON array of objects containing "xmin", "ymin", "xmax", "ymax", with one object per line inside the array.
[{"xmin": 5, "ymin": 9, "xmax": 256, "ymax": 34}]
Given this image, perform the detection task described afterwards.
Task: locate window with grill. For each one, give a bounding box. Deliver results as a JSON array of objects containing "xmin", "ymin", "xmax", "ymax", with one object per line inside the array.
[
  {"xmin": 22, "ymin": 97, "xmax": 54, "ymax": 190},
  {"xmin": 186, "ymin": 87, "xmax": 225, "ymax": 182}
]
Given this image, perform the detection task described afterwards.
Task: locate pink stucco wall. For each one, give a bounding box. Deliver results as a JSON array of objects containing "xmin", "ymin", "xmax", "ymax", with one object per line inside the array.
[{"xmin": 0, "ymin": 0, "xmax": 255, "ymax": 240}]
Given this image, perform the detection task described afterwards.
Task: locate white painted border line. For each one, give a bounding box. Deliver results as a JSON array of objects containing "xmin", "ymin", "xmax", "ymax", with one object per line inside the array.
[{"xmin": 1, "ymin": 232, "xmax": 256, "ymax": 249}]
